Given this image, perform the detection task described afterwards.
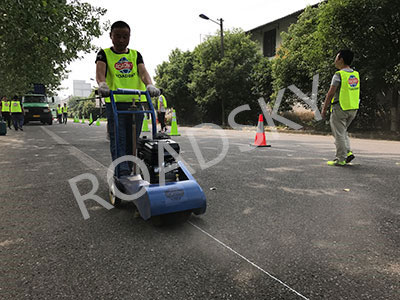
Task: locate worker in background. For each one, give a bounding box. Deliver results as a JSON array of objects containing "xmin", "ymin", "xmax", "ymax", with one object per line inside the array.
[
  {"xmin": 1, "ymin": 96, "xmax": 12, "ymax": 129},
  {"xmin": 95, "ymin": 20, "xmax": 160, "ymax": 176},
  {"xmin": 10, "ymin": 95, "xmax": 24, "ymax": 131},
  {"xmin": 322, "ymin": 49, "xmax": 360, "ymax": 166},
  {"xmin": 56, "ymin": 104, "xmax": 62, "ymax": 124},
  {"xmin": 62, "ymin": 103, "xmax": 68, "ymax": 124},
  {"xmin": 157, "ymin": 90, "xmax": 167, "ymax": 132}
]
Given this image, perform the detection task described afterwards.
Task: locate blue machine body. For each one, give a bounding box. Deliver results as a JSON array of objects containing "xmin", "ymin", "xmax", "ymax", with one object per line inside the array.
[{"xmin": 109, "ymin": 89, "xmax": 206, "ymax": 220}]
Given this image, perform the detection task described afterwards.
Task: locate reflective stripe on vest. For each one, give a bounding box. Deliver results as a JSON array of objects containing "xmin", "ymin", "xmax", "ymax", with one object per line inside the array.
[
  {"xmin": 103, "ymin": 48, "xmax": 146, "ymax": 103},
  {"xmin": 331, "ymin": 70, "xmax": 360, "ymax": 111},
  {"xmin": 158, "ymin": 95, "xmax": 167, "ymax": 110},
  {"xmin": 1, "ymin": 101, "xmax": 10, "ymax": 112},
  {"xmin": 10, "ymin": 101, "xmax": 22, "ymax": 113}
]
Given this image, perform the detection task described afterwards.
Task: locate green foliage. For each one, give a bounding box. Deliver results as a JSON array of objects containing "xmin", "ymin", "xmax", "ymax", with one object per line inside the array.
[
  {"xmin": 318, "ymin": 0, "xmax": 400, "ymax": 129},
  {"xmin": 68, "ymin": 90, "xmax": 99, "ymax": 119},
  {"xmin": 155, "ymin": 29, "xmax": 271, "ymax": 125},
  {"xmin": 273, "ymin": 5, "xmax": 331, "ymax": 112},
  {"xmin": 154, "ymin": 49, "xmax": 199, "ymax": 124},
  {"xmin": 190, "ymin": 29, "xmax": 267, "ymax": 124},
  {"xmin": 251, "ymin": 56, "xmax": 273, "ymax": 101},
  {"xmin": 273, "ymin": 0, "xmax": 400, "ymax": 129},
  {"xmin": 0, "ymin": 0, "xmax": 108, "ymax": 96}
]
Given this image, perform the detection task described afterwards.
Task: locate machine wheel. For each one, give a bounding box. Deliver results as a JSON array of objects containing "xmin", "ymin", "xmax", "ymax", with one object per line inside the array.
[
  {"xmin": 48, "ymin": 119, "xmax": 52, "ymax": 125},
  {"xmin": 109, "ymin": 182, "xmax": 122, "ymax": 208}
]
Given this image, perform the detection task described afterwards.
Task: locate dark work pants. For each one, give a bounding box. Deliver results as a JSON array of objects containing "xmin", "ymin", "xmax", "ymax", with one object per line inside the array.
[
  {"xmin": 158, "ymin": 111, "xmax": 166, "ymax": 131},
  {"xmin": 1, "ymin": 112, "xmax": 11, "ymax": 128},
  {"xmin": 63, "ymin": 113, "xmax": 68, "ymax": 124},
  {"xmin": 106, "ymin": 103, "xmax": 144, "ymax": 176},
  {"xmin": 12, "ymin": 113, "xmax": 24, "ymax": 129}
]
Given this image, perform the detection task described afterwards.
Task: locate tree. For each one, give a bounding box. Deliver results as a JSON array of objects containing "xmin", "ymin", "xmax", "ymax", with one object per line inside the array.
[
  {"xmin": 0, "ymin": 0, "xmax": 108, "ymax": 96},
  {"xmin": 318, "ymin": 0, "xmax": 400, "ymax": 131},
  {"xmin": 154, "ymin": 49, "xmax": 199, "ymax": 125},
  {"xmin": 272, "ymin": 5, "xmax": 330, "ymax": 113},
  {"xmin": 273, "ymin": 0, "xmax": 400, "ymax": 131},
  {"xmin": 68, "ymin": 89, "xmax": 99, "ymax": 119},
  {"xmin": 190, "ymin": 29, "xmax": 266, "ymax": 125}
]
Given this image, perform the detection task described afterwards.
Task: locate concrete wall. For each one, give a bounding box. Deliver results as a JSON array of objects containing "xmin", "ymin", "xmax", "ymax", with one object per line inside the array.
[{"xmin": 248, "ymin": 13, "xmax": 300, "ymax": 58}]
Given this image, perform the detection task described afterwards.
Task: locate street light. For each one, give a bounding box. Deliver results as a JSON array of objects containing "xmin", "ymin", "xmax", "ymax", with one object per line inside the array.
[
  {"xmin": 199, "ymin": 13, "xmax": 225, "ymax": 125},
  {"xmin": 199, "ymin": 14, "xmax": 224, "ymax": 58}
]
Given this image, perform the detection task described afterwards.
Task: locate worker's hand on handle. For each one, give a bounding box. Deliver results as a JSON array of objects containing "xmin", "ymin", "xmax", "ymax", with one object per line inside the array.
[
  {"xmin": 98, "ymin": 82, "xmax": 110, "ymax": 97},
  {"xmin": 146, "ymin": 84, "xmax": 160, "ymax": 97}
]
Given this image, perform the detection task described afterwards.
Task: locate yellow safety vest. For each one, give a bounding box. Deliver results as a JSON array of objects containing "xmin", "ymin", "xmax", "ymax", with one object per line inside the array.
[
  {"xmin": 1, "ymin": 100, "xmax": 10, "ymax": 112},
  {"xmin": 103, "ymin": 48, "xmax": 146, "ymax": 103},
  {"xmin": 332, "ymin": 70, "xmax": 360, "ymax": 111},
  {"xmin": 10, "ymin": 100, "xmax": 22, "ymax": 113},
  {"xmin": 158, "ymin": 95, "xmax": 167, "ymax": 110},
  {"xmin": 57, "ymin": 107, "xmax": 63, "ymax": 114},
  {"xmin": 62, "ymin": 106, "xmax": 68, "ymax": 113}
]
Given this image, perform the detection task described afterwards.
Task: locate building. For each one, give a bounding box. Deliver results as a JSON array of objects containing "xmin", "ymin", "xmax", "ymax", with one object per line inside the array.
[
  {"xmin": 73, "ymin": 80, "xmax": 92, "ymax": 97},
  {"xmin": 247, "ymin": 3, "xmax": 321, "ymax": 58}
]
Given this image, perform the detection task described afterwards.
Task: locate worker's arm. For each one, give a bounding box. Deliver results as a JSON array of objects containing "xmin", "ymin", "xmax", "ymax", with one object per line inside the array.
[
  {"xmin": 321, "ymin": 85, "xmax": 337, "ymax": 119},
  {"xmin": 96, "ymin": 61, "xmax": 110, "ymax": 96},
  {"xmin": 96, "ymin": 61, "xmax": 107, "ymax": 84},
  {"xmin": 137, "ymin": 63, "xmax": 153, "ymax": 86},
  {"xmin": 138, "ymin": 63, "xmax": 160, "ymax": 97}
]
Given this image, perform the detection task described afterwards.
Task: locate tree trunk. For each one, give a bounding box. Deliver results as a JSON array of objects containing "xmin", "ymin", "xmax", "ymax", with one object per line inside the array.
[{"xmin": 390, "ymin": 87, "xmax": 399, "ymax": 132}]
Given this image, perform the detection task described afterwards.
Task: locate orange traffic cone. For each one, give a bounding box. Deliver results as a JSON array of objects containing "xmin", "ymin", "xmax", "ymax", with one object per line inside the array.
[{"xmin": 252, "ymin": 114, "xmax": 271, "ymax": 147}]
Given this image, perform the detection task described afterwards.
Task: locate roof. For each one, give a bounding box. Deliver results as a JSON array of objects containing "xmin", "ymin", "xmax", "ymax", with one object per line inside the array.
[{"xmin": 246, "ymin": 2, "xmax": 322, "ymax": 33}]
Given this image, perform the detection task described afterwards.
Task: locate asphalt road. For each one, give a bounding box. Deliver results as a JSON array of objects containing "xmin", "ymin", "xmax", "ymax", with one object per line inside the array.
[{"xmin": 1, "ymin": 121, "xmax": 399, "ymax": 300}]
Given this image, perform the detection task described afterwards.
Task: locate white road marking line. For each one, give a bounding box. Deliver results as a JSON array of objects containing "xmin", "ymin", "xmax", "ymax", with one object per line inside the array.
[
  {"xmin": 188, "ymin": 221, "xmax": 310, "ymax": 300},
  {"xmin": 42, "ymin": 126, "xmax": 310, "ymax": 299},
  {"xmin": 0, "ymin": 238, "xmax": 24, "ymax": 247},
  {"xmin": 41, "ymin": 127, "xmax": 108, "ymax": 182}
]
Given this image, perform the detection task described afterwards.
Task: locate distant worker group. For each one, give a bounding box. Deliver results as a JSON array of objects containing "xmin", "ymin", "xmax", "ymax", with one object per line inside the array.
[
  {"xmin": 56, "ymin": 103, "xmax": 68, "ymax": 124},
  {"xmin": 1, "ymin": 95, "xmax": 24, "ymax": 131}
]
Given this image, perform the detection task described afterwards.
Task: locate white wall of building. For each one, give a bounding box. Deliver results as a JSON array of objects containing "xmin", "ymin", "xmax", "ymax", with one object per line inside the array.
[{"xmin": 73, "ymin": 80, "xmax": 92, "ymax": 97}]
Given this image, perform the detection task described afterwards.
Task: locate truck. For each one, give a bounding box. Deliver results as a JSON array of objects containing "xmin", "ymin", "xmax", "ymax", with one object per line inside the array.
[{"xmin": 22, "ymin": 84, "xmax": 54, "ymax": 125}]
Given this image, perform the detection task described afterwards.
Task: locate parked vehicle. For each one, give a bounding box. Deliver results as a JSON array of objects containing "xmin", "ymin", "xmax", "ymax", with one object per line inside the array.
[{"xmin": 22, "ymin": 84, "xmax": 54, "ymax": 125}]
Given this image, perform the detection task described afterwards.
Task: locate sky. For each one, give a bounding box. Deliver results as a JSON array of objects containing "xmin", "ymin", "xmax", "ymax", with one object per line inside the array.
[{"xmin": 57, "ymin": 0, "xmax": 321, "ymax": 99}]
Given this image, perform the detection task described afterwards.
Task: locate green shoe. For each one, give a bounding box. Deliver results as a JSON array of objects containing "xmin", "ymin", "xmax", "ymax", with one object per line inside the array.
[
  {"xmin": 327, "ymin": 159, "xmax": 346, "ymax": 166},
  {"xmin": 346, "ymin": 151, "xmax": 355, "ymax": 163}
]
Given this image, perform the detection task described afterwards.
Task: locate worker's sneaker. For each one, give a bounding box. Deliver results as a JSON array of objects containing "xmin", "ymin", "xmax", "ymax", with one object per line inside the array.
[
  {"xmin": 346, "ymin": 151, "xmax": 355, "ymax": 163},
  {"xmin": 327, "ymin": 159, "xmax": 346, "ymax": 166}
]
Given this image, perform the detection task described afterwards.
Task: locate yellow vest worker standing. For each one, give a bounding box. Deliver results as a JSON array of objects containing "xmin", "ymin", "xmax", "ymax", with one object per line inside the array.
[
  {"xmin": 10, "ymin": 95, "xmax": 24, "ymax": 131},
  {"xmin": 322, "ymin": 49, "xmax": 360, "ymax": 166},
  {"xmin": 95, "ymin": 20, "xmax": 160, "ymax": 176},
  {"xmin": 62, "ymin": 103, "xmax": 68, "ymax": 124},
  {"xmin": 157, "ymin": 90, "xmax": 167, "ymax": 132},
  {"xmin": 56, "ymin": 104, "xmax": 63, "ymax": 124},
  {"xmin": 1, "ymin": 96, "xmax": 12, "ymax": 129}
]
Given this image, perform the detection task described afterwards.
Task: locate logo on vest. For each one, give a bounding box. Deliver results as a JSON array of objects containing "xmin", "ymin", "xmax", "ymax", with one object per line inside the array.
[
  {"xmin": 114, "ymin": 57, "xmax": 133, "ymax": 74},
  {"xmin": 348, "ymin": 75, "xmax": 359, "ymax": 88}
]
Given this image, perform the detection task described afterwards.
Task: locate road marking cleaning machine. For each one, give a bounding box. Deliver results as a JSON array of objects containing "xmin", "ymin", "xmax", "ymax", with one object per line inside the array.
[{"xmin": 108, "ymin": 89, "xmax": 206, "ymax": 224}]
